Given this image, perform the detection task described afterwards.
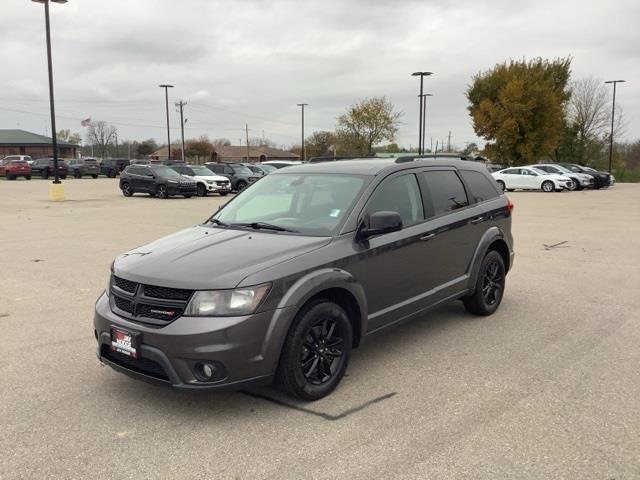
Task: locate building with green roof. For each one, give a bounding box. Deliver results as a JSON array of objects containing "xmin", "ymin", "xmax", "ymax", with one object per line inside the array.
[{"xmin": 0, "ymin": 129, "xmax": 78, "ymax": 158}]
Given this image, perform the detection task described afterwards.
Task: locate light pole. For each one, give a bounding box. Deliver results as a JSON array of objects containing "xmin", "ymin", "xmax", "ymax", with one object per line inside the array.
[
  {"xmin": 419, "ymin": 93, "xmax": 433, "ymax": 153},
  {"xmin": 33, "ymin": 0, "xmax": 67, "ymax": 186},
  {"xmin": 604, "ymin": 80, "xmax": 625, "ymax": 172},
  {"xmin": 412, "ymin": 72, "xmax": 432, "ymax": 154},
  {"xmin": 297, "ymin": 103, "xmax": 308, "ymax": 161},
  {"xmin": 159, "ymin": 84, "xmax": 174, "ymax": 160}
]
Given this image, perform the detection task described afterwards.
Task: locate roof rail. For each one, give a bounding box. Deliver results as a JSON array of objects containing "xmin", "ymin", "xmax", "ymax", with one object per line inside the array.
[{"xmin": 395, "ymin": 153, "xmax": 470, "ymax": 163}]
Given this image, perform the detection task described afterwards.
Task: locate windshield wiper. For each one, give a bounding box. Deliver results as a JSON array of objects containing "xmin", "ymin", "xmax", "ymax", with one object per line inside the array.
[
  {"xmin": 209, "ymin": 218, "xmax": 230, "ymax": 227},
  {"xmin": 233, "ymin": 221, "xmax": 298, "ymax": 233}
]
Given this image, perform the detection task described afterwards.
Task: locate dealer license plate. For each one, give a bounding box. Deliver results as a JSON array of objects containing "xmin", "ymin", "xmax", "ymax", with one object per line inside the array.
[{"xmin": 110, "ymin": 327, "xmax": 140, "ymax": 358}]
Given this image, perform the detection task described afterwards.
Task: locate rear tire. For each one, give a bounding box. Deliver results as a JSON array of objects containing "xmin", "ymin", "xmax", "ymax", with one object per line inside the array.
[
  {"xmin": 121, "ymin": 182, "xmax": 133, "ymax": 197},
  {"xmin": 60, "ymin": 175, "xmax": 67, "ymax": 180},
  {"xmin": 277, "ymin": 300, "xmax": 352, "ymax": 401},
  {"xmin": 42, "ymin": 169, "xmax": 50, "ymax": 180},
  {"xmin": 108, "ymin": 169, "xmax": 116, "ymax": 178},
  {"xmin": 74, "ymin": 170, "xmax": 82, "ymax": 179},
  {"xmin": 7, "ymin": 174, "xmax": 15, "ymax": 180},
  {"xmin": 91, "ymin": 174, "xmax": 98, "ymax": 179},
  {"xmin": 26, "ymin": 175, "xmax": 31, "ymax": 180},
  {"xmin": 541, "ymin": 180, "xmax": 554, "ymax": 192},
  {"xmin": 219, "ymin": 192, "xmax": 229, "ymax": 196},
  {"xmin": 183, "ymin": 194, "xmax": 192, "ymax": 198},
  {"xmin": 463, "ymin": 250, "xmax": 506, "ymax": 316}
]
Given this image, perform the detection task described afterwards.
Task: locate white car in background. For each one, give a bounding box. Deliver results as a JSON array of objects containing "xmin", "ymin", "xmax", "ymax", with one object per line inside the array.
[
  {"xmin": 533, "ymin": 163, "xmax": 594, "ymax": 190},
  {"xmin": 169, "ymin": 164, "xmax": 232, "ymax": 197},
  {"xmin": 492, "ymin": 166, "xmax": 573, "ymax": 193}
]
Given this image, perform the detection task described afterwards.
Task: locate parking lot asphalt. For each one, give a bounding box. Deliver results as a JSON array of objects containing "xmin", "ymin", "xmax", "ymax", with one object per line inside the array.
[{"xmin": 1, "ymin": 178, "xmax": 639, "ymax": 479}]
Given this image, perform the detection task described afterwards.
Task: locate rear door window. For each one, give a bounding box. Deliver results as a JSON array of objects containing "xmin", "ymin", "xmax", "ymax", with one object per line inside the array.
[
  {"xmin": 459, "ymin": 170, "xmax": 500, "ymax": 203},
  {"xmin": 422, "ymin": 170, "xmax": 469, "ymax": 216}
]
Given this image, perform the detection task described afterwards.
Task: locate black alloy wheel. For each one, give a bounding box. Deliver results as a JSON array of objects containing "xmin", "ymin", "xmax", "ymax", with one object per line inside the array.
[
  {"xmin": 121, "ymin": 182, "xmax": 132, "ymax": 197},
  {"xmin": 277, "ymin": 300, "xmax": 352, "ymax": 401},
  {"xmin": 463, "ymin": 250, "xmax": 506, "ymax": 316},
  {"xmin": 156, "ymin": 185, "xmax": 169, "ymax": 199},
  {"xmin": 236, "ymin": 180, "xmax": 247, "ymax": 191}
]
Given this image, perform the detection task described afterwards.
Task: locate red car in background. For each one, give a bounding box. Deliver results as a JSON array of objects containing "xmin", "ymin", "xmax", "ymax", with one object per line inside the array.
[{"xmin": 0, "ymin": 158, "xmax": 32, "ymax": 180}]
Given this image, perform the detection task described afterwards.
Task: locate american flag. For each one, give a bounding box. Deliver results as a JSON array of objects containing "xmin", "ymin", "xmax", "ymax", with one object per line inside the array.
[{"xmin": 80, "ymin": 118, "xmax": 91, "ymax": 127}]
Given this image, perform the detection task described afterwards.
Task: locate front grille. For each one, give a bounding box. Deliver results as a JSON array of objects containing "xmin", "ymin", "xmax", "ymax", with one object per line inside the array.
[
  {"xmin": 216, "ymin": 181, "xmax": 229, "ymax": 186},
  {"xmin": 114, "ymin": 276, "xmax": 136, "ymax": 293},
  {"xmin": 101, "ymin": 345, "xmax": 169, "ymax": 381},
  {"xmin": 113, "ymin": 295, "xmax": 134, "ymax": 314},
  {"xmin": 144, "ymin": 284, "xmax": 192, "ymax": 300},
  {"xmin": 109, "ymin": 275, "xmax": 193, "ymax": 327}
]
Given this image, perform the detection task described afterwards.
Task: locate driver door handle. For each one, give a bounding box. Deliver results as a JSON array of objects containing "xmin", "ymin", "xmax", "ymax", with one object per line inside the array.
[
  {"xmin": 469, "ymin": 216, "xmax": 484, "ymax": 224},
  {"xmin": 420, "ymin": 233, "xmax": 436, "ymax": 241}
]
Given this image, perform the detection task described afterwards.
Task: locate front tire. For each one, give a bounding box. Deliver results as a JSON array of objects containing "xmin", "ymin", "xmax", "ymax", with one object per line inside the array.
[
  {"xmin": 108, "ymin": 169, "xmax": 116, "ymax": 178},
  {"xmin": 156, "ymin": 184, "xmax": 169, "ymax": 199},
  {"xmin": 496, "ymin": 180, "xmax": 506, "ymax": 192},
  {"xmin": 42, "ymin": 169, "xmax": 50, "ymax": 180},
  {"xmin": 196, "ymin": 183, "xmax": 207, "ymax": 197},
  {"xmin": 277, "ymin": 300, "xmax": 352, "ymax": 401},
  {"xmin": 7, "ymin": 174, "xmax": 15, "ymax": 180},
  {"xmin": 541, "ymin": 180, "xmax": 554, "ymax": 192},
  {"xmin": 91, "ymin": 174, "xmax": 98, "ymax": 179},
  {"xmin": 219, "ymin": 192, "xmax": 229, "ymax": 196},
  {"xmin": 236, "ymin": 180, "xmax": 247, "ymax": 192},
  {"xmin": 26, "ymin": 175, "xmax": 31, "ymax": 180},
  {"xmin": 74, "ymin": 170, "xmax": 81, "ymax": 179},
  {"xmin": 463, "ymin": 250, "xmax": 506, "ymax": 316}
]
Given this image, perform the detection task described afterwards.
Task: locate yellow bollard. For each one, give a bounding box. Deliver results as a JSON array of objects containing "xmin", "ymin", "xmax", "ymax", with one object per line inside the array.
[{"xmin": 48, "ymin": 182, "xmax": 65, "ymax": 202}]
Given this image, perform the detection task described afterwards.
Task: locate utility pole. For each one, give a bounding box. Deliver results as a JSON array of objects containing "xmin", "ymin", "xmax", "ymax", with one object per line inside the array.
[
  {"xmin": 176, "ymin": 100, "xmax": 187, "ymax": 162},
  {"xmin": 245, "ymin": 123, "xmax": 250, "ymax": 162},
  {"xmin": 604, "ymin": 80, "xmax": 625, "ymax": 172},
  {"xmin": 115, "ymin": 132, "xmax": 118, "ymax": 158},
  {"xmin": 297, "ymin": 103, "xmax": 308, "ymax": 161},
  {"xmin": 435, "ymin": 140, "xmax": 439, "ymax": 154},
  {"xmin": 411, "ymin": 72, "xmax": 433, "ymax": 154},
  {"xmin": 430, "ymin": 137, "xmax": 433, "ymax": 153},
  {"xmin": 447, "ymin": 131, "xmax": 451, "ymax": 152},
  {"xmin": 159, "ymin": 84, "xmax": 174, "ymax": 160}
]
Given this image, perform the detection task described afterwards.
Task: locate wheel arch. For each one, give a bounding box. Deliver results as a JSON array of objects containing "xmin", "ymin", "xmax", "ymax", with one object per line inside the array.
[
  {"xmin": 466, "ymin": 227, "xmax": 512, "ymax": 291},
  {"xmin": 276, "ymin": 268, "xmax": 367, "ymax": 349}
]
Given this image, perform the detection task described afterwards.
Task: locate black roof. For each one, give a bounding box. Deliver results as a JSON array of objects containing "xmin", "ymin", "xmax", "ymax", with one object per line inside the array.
[{"xmin": 274, "ymin": 156, "xmax": 486, "ymax": 176}]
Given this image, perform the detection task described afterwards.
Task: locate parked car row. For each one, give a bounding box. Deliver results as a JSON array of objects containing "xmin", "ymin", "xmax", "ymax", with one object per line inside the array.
[{"xmin": 491, "ymin": 163, "xmax": 615, "ymax": 192}]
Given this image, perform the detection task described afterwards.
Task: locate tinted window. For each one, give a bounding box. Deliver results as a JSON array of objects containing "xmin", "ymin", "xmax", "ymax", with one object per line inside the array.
[
  {"xmin": 224, "ymin": 166, "xmax": 234, "ymax": 174},
  {"xmin": 366, "ymin": 174, "xmax": 424, "ymax": 227},
  {"xmin": 423, "ymin": 170, "xmax": 469, "ymax": 215},
  {"xmin": 459, "ymin": 170, "xmax": 499, "ymax": 203},
  {"xmin": 128, "ymin": 166, "xmax": 147, "ymax": 176},
  {"xmin": 502, "ymin": 168, "xmax": 519, "ymax": 174}
]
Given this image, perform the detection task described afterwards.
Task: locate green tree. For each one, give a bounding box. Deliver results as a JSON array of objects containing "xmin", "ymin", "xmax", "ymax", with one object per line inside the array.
[
  {"xmin": 185, "ymin": 136, "xmax": 214, "ymax": 160},
  {"xmin": 337, "ymin": 97, "xmax": 402, "ymax": 156},
  {"xmin": 57, "ymin": 129, "xmax": 82, "ymax": 145},
  {"xmin": 304, "ymin": 131, "xmax": 337, "ymax": 158},
  {"xmin": 467, "ymin": 57, "xmax": 572, "ymax": 165}
]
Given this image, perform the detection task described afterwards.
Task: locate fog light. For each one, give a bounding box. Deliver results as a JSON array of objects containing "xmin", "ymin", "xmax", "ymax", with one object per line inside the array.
[{"xmin": 195, "ymin": 362, "xmax": 216, "ymax": 381}]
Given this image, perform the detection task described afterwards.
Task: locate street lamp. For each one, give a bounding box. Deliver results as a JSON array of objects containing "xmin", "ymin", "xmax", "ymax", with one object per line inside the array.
[
  {"xmin": 604, "ymin": 79, "xmax": 625, "ymax": 172},
  {"xmin": 419, "ymin": 93, "xmax": 433, "ymax": 153},
  {"xmin": 412, "ymin": 71, "xmax": 432, "ymax": 154},
  {"xmin": 297, "ymin": 103, "xmax": 308, "ymax": 161},
  {"xmin": 33, "ymin": 0, "xmax": 67, "ymax": 189},
  {"xmin": 159, "ymin": 84, "xmax": 174, "ymax": 160}
]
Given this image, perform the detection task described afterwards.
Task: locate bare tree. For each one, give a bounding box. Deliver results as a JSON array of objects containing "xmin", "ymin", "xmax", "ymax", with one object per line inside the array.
[
  {"xmin": 86, "ymin": 121, "xmax": 117, "ymax": 159},
  {"xmin": 567, "ymin": 76, "xmax": 609, "ymax": 141}
]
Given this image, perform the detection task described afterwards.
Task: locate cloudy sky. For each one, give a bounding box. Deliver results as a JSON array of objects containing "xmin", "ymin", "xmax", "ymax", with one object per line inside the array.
[{"xmin": 1, "ymin": 0, "xmax": 638, "ymax": 150}]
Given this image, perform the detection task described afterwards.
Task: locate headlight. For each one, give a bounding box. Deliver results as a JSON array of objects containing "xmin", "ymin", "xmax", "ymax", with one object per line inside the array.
[
  {"xmin": 184, "ymin": 283, "xmax": 271, "ymax": 316},
  {"xmin": 206, "ymin": 180, "xmax": 214, "ymax": 184},
  {"xmin": 168, "ymin": 180, "xmax": 178, "ymax": 184}
]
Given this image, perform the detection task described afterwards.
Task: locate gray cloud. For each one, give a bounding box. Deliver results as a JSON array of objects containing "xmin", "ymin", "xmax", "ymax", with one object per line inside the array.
[{"xmin": 0, "ymin": 0, "xmax": 637, "ymax": 148}]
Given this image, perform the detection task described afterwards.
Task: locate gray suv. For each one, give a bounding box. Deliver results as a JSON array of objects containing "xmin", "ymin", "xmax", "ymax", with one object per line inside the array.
[
  {"xmin": 95, "ymin": 157, "xmax": 514, "ymax": 400},
  {"xmin": 205, "ymin": 162, "xmax": 260, "ymax": 191}
]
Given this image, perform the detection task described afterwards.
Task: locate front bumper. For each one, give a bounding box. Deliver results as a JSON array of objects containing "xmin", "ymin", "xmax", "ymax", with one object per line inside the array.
[
  {"xmin": 167, "ymin": 183, "xmax": 197, "ymax": 195},
  {"xmin": 94, "ymin": 293, "xmax": 296, "ymax": 390},
  {"xmin": 205, "ymin": 183, "xmax": 232, "ymax": 193}
]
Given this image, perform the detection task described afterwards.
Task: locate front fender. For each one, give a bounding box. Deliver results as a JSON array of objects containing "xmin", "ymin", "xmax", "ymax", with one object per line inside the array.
[{"xmin": 276, "ymin": 267, "xmax": 368, "ymax": 342}]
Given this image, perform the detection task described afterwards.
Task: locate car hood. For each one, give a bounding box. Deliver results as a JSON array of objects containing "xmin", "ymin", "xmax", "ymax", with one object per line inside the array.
[
  {"xmin": 193, "ymin": 174, "xmax": 229, "ymax": 182},
  {"xmin": 112, "ymin": 225, "xmax": 331, "ymax": 290}
]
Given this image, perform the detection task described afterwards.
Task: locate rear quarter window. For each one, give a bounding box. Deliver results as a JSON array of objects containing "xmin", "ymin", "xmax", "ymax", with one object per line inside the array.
[
  {"xmin": 459, "ymin": 170, "xmax": 500, "ymax": 203},
  {"xmin": 422, "ymin": 170, "xmax": 469, "ymax": 216}
]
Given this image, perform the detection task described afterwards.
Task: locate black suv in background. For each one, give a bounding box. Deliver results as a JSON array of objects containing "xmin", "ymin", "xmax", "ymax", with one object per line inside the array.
[
  {"xmin": 205, "ymin": 162, "xmax": 260, "ymax": 191},
  {"xmin": 31, "ymin": 157, "xmax": 69, "ymax": 179},
  {"xmin": 119, "ymin": 165, "xmax": 197, "ymax": 198},
  {"xmin": 557, "ymin": 163, "xmax": 612, "ymax": 189},
  {"xmin": 101, "ymin": 158, "xmax": 131, "ymax": 177},
  {"xmin": 96, "ymin": 157, "xmax": 514, "ymax": 400},
  {"xmin": 68, "ymin": 158, "xmax": 100, "ymax": 178}
]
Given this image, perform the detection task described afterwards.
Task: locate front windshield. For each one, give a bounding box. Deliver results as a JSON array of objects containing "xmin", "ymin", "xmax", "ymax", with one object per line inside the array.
[
  {"xmin": 583, "ymin": 166, "xmax": 597, "ymax": 172},
  {"xmin": 191, "ymin": 166, "xmax": 215, "ymax": 176},
  {"xmin": 567, "ymin": 165, "xmax": 582, "ymax": 173},
  {"xmin": 211, "ymin": 173, "xmax": 368, "ymax": 235},
  {"xmin": 553, "ymin": 165, "xmax": 571, "ymax": 174},
  {"xmin": 531, "ymin": 167, "xmax": 549, "ymax": 175},
  {"xmin": 259, "ymin": 164, "xmax": 276, "ymax": 173},
  {"xmin": 153, "ymin": 166, "xmax": 182, "ymax": 178}
]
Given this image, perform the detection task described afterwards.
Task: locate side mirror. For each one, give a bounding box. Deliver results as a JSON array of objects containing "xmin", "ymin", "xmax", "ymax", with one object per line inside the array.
[{"xmin": 357, "ymin": 211, "xmax": 403, "ymax": 241}]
